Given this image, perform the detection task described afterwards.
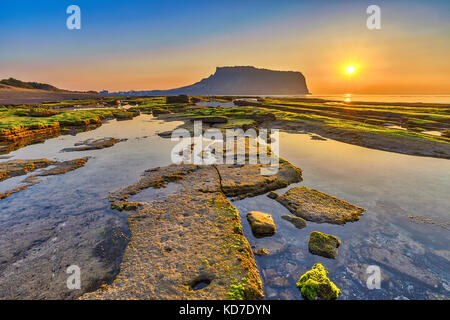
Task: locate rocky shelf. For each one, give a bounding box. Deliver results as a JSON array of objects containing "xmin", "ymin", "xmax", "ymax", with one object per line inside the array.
[{"xmin": 81, "ymin": 160, "xmax": 302, "ymax": 300}]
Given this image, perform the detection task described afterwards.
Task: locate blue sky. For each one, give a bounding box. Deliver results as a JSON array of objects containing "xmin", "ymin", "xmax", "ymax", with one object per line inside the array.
[{"xmin": 1, "ymin": 1, "xmax": 449, "ymax": 93}]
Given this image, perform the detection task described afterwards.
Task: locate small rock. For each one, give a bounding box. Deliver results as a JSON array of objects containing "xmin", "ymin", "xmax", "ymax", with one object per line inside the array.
[
  {"xmin": 158, "ymin": 131, "xmax": 173, "ymax": 138},
  {"xmin": 308, "ymin": 231, "xmax": 341, "ymax": 259},
  {"xmin": 246, "ymin": 211, "xmax": 276, "ymax": 238},
  {"xmin": 281, "ymin": 215, "xmax": 307, "ymax": 229},
  {"xmin": 310, "ymin": 135, "xmax": 327, "ymax": 141},
  {"xmin": 254, "ymin": 248, "xmax": 269, "ymax": 256},
  {"xmin": 267, "ymin": 191, "xmax": 278, "ymax": 199}
]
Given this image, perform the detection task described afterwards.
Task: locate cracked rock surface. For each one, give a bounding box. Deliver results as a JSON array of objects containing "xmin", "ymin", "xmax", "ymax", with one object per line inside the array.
[{"xmin": 81, "ymin": 160, "xmax": 302, "ymax": 300}]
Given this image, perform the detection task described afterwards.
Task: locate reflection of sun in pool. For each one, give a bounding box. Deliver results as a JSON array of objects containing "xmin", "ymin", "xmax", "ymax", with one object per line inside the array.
[{"xmin": 345, "ymin": 98, "xmax": 351, "ymax": 103}]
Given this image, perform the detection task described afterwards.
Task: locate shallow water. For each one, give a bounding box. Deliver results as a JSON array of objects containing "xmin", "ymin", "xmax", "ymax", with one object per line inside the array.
[
  {"xmin": 233, "ymin": 131, "xmax": 450, "ymax": 300},
  {"xmin": 0, "ymin": 114, "xmax": 183, "ymax": 299},
  {"xmin": 196, "ymin": 101, "xmax": 236, "ymax": 108},
  {"xmin": 0, "ymin": 115, "xmax": 448, "ymax": 299}
]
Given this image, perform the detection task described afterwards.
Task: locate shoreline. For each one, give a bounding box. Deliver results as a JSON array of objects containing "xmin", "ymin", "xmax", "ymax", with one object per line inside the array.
[{"xmin": 1, "ymin": 96, "xmax": 449, "ymax": 160}]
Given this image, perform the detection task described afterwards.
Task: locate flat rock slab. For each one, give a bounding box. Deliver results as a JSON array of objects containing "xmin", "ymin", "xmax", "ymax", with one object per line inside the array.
[
  {"xmin": 218, "ymin": 161, "xmax": 303, "ymax": 199},
  {"xmin": 0, "ymin": 158, "xmax": 54, "ymax": 182},
  {"xmin": 82, "ymin": 160, "xmax": 303, "ymax": 300},
  {"xmin": 276, "ymin": 186, "xmax": 365, "ymax": 224},
  {"xmin": 308, "ymin": 231, "xmax": 341, "ymax": 259},
  {"xmin": 0, "ymin": 157, "xmax": 89, "ymax": 200},
  {"xmin": 246, "ymin": 211, "xmax": 276, "ymax": 238},
  {"xmin": 83, "ymin": 164, "xmax": 263, "ymax": 300},
  {"xmin": 61, "ymin": 137, "xmax": 126, "ymax": 152}
]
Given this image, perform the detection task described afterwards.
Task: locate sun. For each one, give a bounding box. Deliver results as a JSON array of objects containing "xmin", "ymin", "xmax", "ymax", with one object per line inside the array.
[{"xmin": 346, "ymin": 65, "xmax": 355, "ymax": 74}]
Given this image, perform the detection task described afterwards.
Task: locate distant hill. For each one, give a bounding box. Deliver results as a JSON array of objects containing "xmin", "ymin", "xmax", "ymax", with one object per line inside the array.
[
  {"xmin": 111, "ymin": 66, "xmax": 310, "ymax": 96},
  {"xmin": 0, "ymin": 78, "xmax": 62, "ymax": 91},
  {"xmin": 0, "ymin": 78, "xmax": 101, "ymax": 104}
]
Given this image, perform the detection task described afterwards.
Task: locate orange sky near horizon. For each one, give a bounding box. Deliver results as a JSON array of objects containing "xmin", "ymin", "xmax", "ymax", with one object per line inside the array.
[{"xmin": 1, "ymin": 2, "xmax": 449, "ymax": 94}]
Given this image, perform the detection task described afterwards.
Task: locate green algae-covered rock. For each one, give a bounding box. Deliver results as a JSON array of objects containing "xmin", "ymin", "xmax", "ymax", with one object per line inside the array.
[
  {"xmin": 308, "ymin": 231, "xmax": 341, "ymax": 259},
  {"xmin": 296, "ymin": 263, "xmax": 340, "ymax": 300}
]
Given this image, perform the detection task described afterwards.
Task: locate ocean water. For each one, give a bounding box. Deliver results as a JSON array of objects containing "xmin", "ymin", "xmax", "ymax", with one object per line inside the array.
[{"xmin": 266, "ymin": 94, "xmax": 450, "ymax": 104}]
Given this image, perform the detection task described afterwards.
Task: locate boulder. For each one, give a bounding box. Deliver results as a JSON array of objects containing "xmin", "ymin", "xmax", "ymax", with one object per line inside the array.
[
  {"xmin": 308, "ymin": 231, "xmax": 341, "ymax": 259},
  {"xmin": 246, "ymin": 211, "xmax": 276, "ymax": 238},
  {"xmin": 296, "ymin": 263, "xmax": 340, "ymax": 300}
]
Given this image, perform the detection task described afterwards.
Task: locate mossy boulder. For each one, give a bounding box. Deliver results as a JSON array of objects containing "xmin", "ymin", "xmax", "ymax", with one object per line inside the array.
[
  {"xmin": 246, "ymin": 211, "xmax": 276, "ymax": 238},
  {"xmin": 166, "ymin": 95, "xmax": 189, "ymax": 104},
  {"xmin": 114, "ymin": 111, "xmax": 134, "ymax": 120},
  {"xmin": 281, "ymin": 214, "xmax": 307, "ymax": 229},
  {"xmin": 152, "ymin": 108, "xmax": 171, "ymax": 116},
  {"xmin": 308, "ymin": 231, "xmax": 341, "ymax": 259},
  {"xmin": 296, "ymin": 263, "xmax": 340, "ymax": 300}
]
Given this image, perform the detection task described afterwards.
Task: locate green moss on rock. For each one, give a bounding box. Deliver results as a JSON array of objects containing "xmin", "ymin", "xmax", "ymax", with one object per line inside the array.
[
  {"xmin": 296, "ymin": 263, "xmax": 340, "ymax": 300},
  {"xmin": 308, "ymin": 231, "xmax": 341, "ymax": 259},
  {"xmin": 227, "ymin": 277, "xmax": 251, "ymax": 300}
]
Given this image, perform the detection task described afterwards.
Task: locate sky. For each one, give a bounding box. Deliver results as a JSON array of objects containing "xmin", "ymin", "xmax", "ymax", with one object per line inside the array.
[{"xmin": 0, "ymin": 0, "xmax": 449, "ymax": 94}]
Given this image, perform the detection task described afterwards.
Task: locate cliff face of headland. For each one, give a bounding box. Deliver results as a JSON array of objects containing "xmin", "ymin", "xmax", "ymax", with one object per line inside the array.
[{"xmin": 113, "ymin": 66, "xmax": 310, "ymax": 96}]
